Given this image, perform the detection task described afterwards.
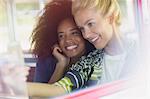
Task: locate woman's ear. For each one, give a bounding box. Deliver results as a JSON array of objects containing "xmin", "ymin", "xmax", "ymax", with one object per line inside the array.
[{"xmin": 108, "ymin": 13, "xmax": 115, "ymax": 24}]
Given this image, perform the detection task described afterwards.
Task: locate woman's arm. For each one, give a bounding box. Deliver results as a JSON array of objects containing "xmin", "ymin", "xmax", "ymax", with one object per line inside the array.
[
  {"xmin": 48, "ymin": 62, "xmax": 67, "ymax": 84},
  {"xmin": 49, "ymin": 44, "xmax": 70, "ymax": 84},
  {"xmin": 28, "ymin": 50, "xmax": 104, "ymax": 97},
  {"xmin": 27, "ymin": 82, "xmax": 66, "ymax": 97}
]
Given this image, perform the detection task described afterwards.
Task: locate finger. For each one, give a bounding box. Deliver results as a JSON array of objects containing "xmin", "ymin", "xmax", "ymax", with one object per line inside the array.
[
  {"xmin": 14, "ymin": 74, "xmax": 28, "ymax": 81},
  {"xmin": 52, "ymin": 43, "xmax": 59, "ymax": 50},
  {"xmin": 52, "ymin": 46, "xmax": 63, "ymax": 57},
  {"xmin": 8, "ymin": 66, "xmax": 30, "ymax": 77},
  {"xmin": 12, "ymin": 66, "xmax": 30, "ymax": 73},
  {"xmin": 53, "ymin": 45, "xmax": 62, "ymax": 53},
  {"xmin": 1, "ymin": 64, "xmax": 15, "ymax": 74}
]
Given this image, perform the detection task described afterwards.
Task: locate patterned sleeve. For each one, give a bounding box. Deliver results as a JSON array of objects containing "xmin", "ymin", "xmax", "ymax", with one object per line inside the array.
[{"xmin": 54, "ymin": 49, "xmax": 104, "ymax": 93}]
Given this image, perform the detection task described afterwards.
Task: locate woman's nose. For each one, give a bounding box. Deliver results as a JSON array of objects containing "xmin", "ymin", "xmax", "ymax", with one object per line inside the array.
[
  {"xmin": 65, "ymin": 36, "xmax": 72, "ymax": 43},
  {"xmin": 82, "ymin": 28, "xmax": 92, "ymax": 39}
]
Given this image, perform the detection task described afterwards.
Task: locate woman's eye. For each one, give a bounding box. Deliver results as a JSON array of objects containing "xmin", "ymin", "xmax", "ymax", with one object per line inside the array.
[
  {"xmin": 88, "ymin": 22, "xmax": 95, "ymax": 27},
  {"xmin": 72, "ymin": 31, "xmax": 81, "ymax": 35},
  {"xmin": 58, "ymin": 34, "xmax": 64, "ymax": 39}
]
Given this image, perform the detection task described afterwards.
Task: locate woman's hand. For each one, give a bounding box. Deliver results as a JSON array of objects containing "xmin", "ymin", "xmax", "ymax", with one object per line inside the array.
[
  {"xmin": 52, "ymin": 44, "xmax": 70, "ymax": 67},
  {"xmin": 49, "ymin": 44, "xmax": 70, "ymax": 83},
  {"xmin": 0, "ymin": 65, "xmax": 30, "ymax": 95},
  {"xmin": 1, "ymin": 65, "xmax": 30, "ymax": 82}
]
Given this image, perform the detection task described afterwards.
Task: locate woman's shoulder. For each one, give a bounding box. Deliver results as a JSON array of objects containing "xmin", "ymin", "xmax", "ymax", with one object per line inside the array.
[{"xmin": 37, "ymin": 55, "xmax": 57, "ymax": 66}]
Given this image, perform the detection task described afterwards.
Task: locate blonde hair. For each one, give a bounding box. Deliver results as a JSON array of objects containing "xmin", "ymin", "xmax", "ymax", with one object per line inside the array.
[{"xmin": 72, "ymin": 0, "xmax": 121, "ymax": 25}]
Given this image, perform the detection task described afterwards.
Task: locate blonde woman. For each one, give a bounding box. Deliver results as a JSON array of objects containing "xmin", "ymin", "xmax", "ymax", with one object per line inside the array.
[{"xmin": 71, "ymin": 0, "xmax": 137, "ymax": 83}]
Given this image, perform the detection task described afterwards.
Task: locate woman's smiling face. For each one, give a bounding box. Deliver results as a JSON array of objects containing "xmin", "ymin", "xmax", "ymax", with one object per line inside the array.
[
  {"xmin": 74, "ymin": 8, "xmax": 113, "ymax": 49},
  {"xmin": 57, "ymin": 18, "xmax": 86, "ymax": 58}
]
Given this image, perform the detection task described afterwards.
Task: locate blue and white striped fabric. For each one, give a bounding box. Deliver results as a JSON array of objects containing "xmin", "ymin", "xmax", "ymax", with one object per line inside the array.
[{"xmin": 23, "ymin": 51, "xmax": 37, "ymax": 67}]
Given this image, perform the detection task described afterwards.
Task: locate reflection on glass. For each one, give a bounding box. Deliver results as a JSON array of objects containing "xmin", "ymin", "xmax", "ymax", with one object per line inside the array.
[{"xmin": 0, "ymin": 42, "xmax": 28, "ymax": 99}]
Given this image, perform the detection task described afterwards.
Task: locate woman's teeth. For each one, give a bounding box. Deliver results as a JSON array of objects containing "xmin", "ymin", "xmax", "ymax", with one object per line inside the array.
[
  {"xmin": 91, "ymin": 36, "xmax": 99, "ymax": 42},
  {"xmin": 66, "ymin": 45, "xmax": 77, "ymax": 50}
]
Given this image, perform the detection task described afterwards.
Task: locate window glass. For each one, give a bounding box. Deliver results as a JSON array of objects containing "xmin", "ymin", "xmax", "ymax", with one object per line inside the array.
[
  {"xmin": 15, "ymin": 0, "xmax": 39, "ymax": 51},
  {"xmin": 0, "ymin": 0, "xmax": 9, "ymax": 53}
]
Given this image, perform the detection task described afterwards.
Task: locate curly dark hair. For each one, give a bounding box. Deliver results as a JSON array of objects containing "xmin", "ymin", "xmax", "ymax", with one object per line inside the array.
[{"xmin": 31, "ymin": 0, "xmax": 72, "ymax": 59}]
